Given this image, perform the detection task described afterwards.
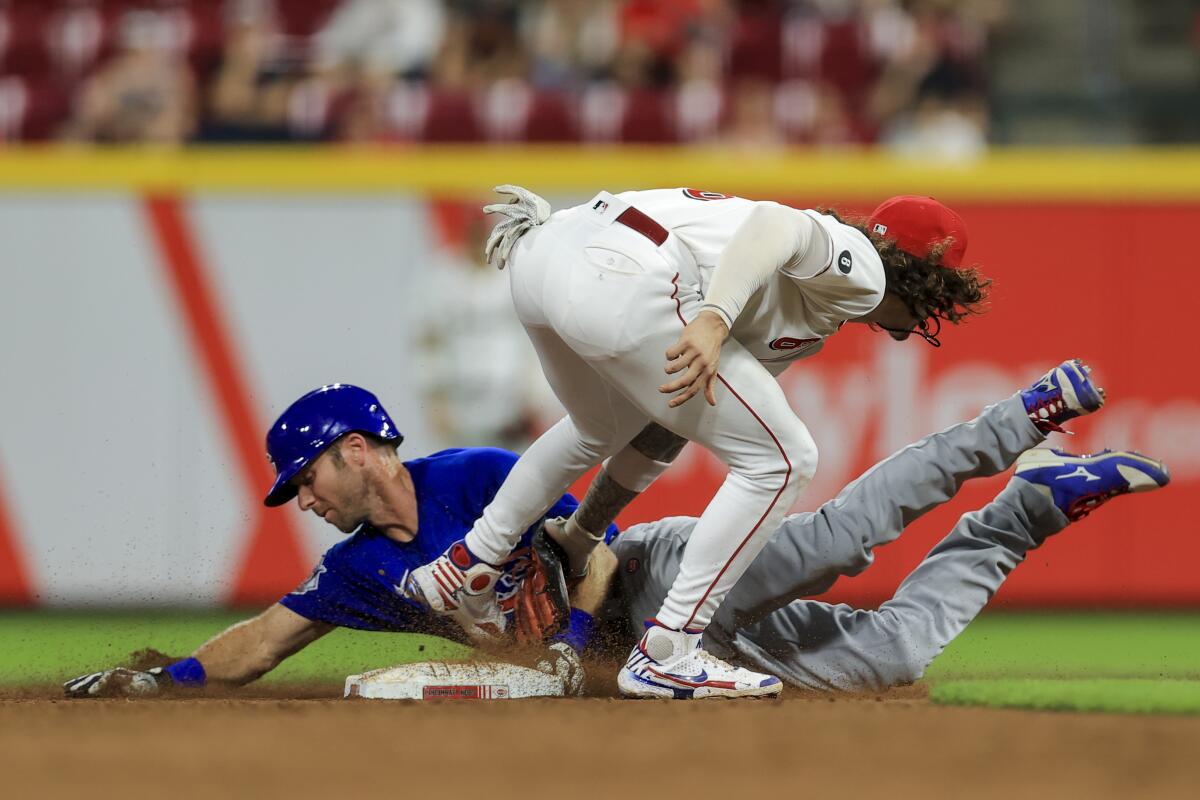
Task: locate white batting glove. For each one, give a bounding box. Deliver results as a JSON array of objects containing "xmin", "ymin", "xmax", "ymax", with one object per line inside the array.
[
  {"xmin": 64, "ymin": 667, "xmax": 165, "ymax": 698},
  {"xmin": 405, "ymin": 540, "xmax": 508, "ymax": 642},
  {"xmin": 483, "ymin": 184, "xmax": 551, "ymax": 269}
]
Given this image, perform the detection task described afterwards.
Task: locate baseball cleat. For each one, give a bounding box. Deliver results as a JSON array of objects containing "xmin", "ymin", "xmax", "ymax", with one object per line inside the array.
[
  {"xmin": 1014, "ymin": 448, "xmax": 1169, "ymax": 522},
  {"xmin": 1021, "ymin": 359, "xmax": 1106, "ymax": 434},
  {"xmin": 618, "ymin": 622, "xmax": 782, "ymax": 700}
]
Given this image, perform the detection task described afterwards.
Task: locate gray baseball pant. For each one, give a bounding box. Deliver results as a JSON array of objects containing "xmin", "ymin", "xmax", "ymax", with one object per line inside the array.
[{"xmin": 609, "ymin": 394, "xmax": 1069, "ymax": 691}]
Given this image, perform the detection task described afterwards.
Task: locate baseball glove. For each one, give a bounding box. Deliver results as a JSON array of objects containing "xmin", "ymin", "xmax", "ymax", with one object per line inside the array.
[{"xmin": 514, "ymin": 526, "xmax": 571, "ymax": 645}]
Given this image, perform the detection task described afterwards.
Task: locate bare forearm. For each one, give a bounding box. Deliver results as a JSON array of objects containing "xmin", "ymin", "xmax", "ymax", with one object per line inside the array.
[
  {"xmin": 192, "ymin": 606, "xmax": 330, "ymax": 685},
  {"xmin": 192, "ymin": 620, "xmax": 278, "ymax": 685}
]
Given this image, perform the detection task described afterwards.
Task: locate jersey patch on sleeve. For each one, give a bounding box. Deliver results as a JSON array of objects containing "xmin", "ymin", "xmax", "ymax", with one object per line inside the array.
[
  {"xmin": 291, "ymin": 559, "xmax": 327, "ymax": 595},
  {"xmin": 682, "ymin": 188, "xmax": 733, "ymax": 201}
]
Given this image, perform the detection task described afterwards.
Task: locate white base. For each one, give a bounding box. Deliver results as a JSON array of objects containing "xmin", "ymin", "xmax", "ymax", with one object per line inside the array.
[{"xmin": 344, "ymin": 661, "xmax": 566, "ymax": 700}]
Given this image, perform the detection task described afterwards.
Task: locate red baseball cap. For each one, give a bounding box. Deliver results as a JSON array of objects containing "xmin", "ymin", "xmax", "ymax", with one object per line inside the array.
[{"xmin": 867, "ymin": 196, "xmax": 968, "ymax": 268}]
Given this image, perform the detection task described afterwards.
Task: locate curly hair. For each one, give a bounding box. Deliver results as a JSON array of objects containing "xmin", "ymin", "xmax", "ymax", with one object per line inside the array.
[{"xmin": 821, "ymin": 209, "xmax": 991, "ymax": 324}]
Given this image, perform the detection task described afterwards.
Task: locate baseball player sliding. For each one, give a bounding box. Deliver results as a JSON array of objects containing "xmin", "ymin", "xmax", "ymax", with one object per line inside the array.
[
  {"xmin": 405, "ymin": 185, "xmax": 992, "ymax": 698},
  {"xmin": 65, "ymin": 366, "xmax": 1169, "ymax": 699}
]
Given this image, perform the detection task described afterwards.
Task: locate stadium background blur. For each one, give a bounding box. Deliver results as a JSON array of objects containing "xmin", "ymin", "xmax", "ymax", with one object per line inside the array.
[
  {"xmin": 0, "ymin": 0, "xmax": 1197, "ymax": 622},
  {"xmin": 0, "ymin": 0, "xmax": 1196, "ymax": 148}
]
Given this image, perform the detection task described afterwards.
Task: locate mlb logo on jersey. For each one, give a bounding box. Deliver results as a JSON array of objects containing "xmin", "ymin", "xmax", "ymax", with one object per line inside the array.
[
  {"xmin": 592, "ymin": 199, "xmax": 609, "ymax": 213},
  {"xmin": 682, "ymin": 188, "xmax": 733, "ymax": 201}
]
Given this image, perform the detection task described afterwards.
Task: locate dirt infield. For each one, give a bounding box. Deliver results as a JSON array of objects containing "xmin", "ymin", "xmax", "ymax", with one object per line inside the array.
[{"xmin": 3, "ymin": 684, "xmax": 1199, "ymax": 799}]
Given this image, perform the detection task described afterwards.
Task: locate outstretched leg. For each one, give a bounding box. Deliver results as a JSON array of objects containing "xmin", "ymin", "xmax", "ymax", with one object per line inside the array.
[
  {"xmin": 711, "ymin": 449, "xmax": 1169, "ymax": 691},
  {"xmin": 707, "ymin": 393, "xmax": 1041, "ymax": 633},
  {"xmin": 709, "ymin": 359, "xmax": 1106, "ymax": 632}
]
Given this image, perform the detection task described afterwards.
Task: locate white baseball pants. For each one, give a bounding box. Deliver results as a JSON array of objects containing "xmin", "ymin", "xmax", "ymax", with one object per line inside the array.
[{"xmin": 465, "ymin": 192, "xmax": 818, "ymax": 631}]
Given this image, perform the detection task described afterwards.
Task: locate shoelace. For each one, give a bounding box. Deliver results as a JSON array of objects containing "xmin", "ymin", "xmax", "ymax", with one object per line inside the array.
[{"xmin": 693, "ymin": 649, "xmax": 749, "ymax": 676}]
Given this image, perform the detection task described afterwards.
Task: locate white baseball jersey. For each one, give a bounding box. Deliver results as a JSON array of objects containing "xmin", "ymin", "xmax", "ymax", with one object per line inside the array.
[{"xmin": 614, "ymin": 188, "xmax": 885, "ymax": 372}]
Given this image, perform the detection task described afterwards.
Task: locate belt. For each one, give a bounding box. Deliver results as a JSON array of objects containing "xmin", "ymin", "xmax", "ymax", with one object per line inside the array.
[{"xmin": 615, "ymin": 206, "xmax": 668, "ymax": 247}]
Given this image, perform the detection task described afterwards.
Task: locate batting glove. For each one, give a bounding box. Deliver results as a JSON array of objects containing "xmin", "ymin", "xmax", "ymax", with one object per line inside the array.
[
  {"xmin": 64, "ymin": 667, "xmax": 168, "ymax": 698},
  {"xmin": 405, "ymin": 540, "xmax": 508, "ymax": 643},
  {"xmin": 483, "ymin": 184, "xmax": 551, "ymax": 269}
]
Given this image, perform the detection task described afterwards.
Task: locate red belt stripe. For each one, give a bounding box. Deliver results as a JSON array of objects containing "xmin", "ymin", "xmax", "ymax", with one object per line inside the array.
[{"xmin": 616, "ymin": 206, "xmax": 668, "ymax": 246}]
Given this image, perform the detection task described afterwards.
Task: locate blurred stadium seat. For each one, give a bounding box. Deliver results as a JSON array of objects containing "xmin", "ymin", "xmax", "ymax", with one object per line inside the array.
[{"xmin": 0, "ymin": 1, "xmax": 1194, "ymax": 147}]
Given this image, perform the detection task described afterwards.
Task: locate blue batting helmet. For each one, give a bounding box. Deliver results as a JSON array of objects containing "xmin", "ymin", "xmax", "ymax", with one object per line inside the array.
[{"xmin": 263, "ymin": 384, "xmax": 402, "ymax": 507}]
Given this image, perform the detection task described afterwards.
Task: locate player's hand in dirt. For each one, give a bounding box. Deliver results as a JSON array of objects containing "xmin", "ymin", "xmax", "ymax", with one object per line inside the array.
[
  {"xmin": 63, "ymin": 667, "xmax": 168, "ymax": 698},
  {"xmin": 535, "ymin": 642, "xmax": 585, "ymax": 696},
  {"xmin": 662, "ymin": 310, "xmax": 729, "ymax": 408}
]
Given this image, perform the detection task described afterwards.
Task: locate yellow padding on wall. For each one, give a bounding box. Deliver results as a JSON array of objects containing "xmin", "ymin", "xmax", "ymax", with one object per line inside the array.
[{"xmin": 1, "ymin": 146, "xmax": 1199, "ymax": 199}]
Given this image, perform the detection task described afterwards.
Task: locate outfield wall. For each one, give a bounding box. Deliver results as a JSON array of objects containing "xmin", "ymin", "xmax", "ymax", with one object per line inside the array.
[{"xmin": 0, "ymin": 148, "xmax": 1197, "ymax": 608}]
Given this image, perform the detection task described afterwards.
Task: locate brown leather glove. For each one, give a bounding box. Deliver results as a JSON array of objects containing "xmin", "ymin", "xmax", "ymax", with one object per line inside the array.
[{"xmin": 514, "ymin": 526, "xmax": 571, "ymax": 645}]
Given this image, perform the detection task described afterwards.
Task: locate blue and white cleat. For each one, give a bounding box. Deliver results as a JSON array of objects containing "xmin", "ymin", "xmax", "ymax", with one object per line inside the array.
[
  {"xmin": 1022, "ymin": 359, "xmax": 1106, "ymax": 434},
  {"xmin": 1015, "ymin": 448, "xmax": 1170, "ymax": 522},
  {"xmin": 618, "ymin": 622, "xmax": 783, "ymax": 700}
]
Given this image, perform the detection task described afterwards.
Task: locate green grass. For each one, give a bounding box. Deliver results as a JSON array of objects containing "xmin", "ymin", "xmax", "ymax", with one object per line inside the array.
[
  {"xmin": 930, "ymin": 679, "xmax": 1200, "ymax": 715},
  {"xmin": 926, "ymin": 612, "xmax": 1200, "ymax": 681},
  {"xmin": 3, "ymin": 610, "xmax": 1199, "ymax": 714},
  {"xmin": 0, "ymin": 610, "xmax": 469, "ymax": 685},
  {"xmin": 922, "ymin": 612, "xmax": 1200, "ymax": 715}
]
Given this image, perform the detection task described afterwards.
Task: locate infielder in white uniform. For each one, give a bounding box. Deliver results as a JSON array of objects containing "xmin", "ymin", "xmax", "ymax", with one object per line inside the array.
[{"xmin": 407, "ymin": 186, "xmax": 991, "ymax": 699}]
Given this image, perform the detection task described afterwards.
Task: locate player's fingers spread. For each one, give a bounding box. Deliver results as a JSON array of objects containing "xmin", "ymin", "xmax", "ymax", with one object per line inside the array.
[
  {"xmin": 664, "ymin": 353, "xmax": 691, "ymax": 375},
  {"xmin": 660, "ymin": 361, "xmax": 704, "ymax": 394},
  {"xmin": 704, "ymin": 373, "xmax": 719, "ymax": 406},
  {"xmin": 668, "ymin": 384, "xmax": 701, "ymax": 408}
]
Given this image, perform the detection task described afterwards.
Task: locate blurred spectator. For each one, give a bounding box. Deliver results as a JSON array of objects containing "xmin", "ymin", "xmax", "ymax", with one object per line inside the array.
[
  {"xmin": 315, "ymin": 0, "xmax": 444, "ymax": 79},
  {"xmin": 525, "ymin": 0, "xmax": 619, "ymax": 88},
  {"xmin": 203, "ymin": 0, "xmax": 316, "ymax": 141},
  {"xmin": 435, "ymin": 1, "xmax": 525, "ymax": 90},
  {"xmin": 414, "ymin": 199, "xmax": 551, "ymax": 451},
  {"xmin": 314, "ymin": 0, "xmax": 445, "ymax": 140},
  {"xmin": 866, "ymin": 0, "xmax": 998, "ymax": 158},
  {"xmin": 63, "ymin": 9, "xmax": 195, "ymax": 144},
  {"xmin": 0, "ymin": 0, "xmax": 1016, "ymax": 148}
]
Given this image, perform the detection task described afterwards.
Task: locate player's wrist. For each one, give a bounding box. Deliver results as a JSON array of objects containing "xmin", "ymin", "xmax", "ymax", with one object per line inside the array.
[
  {"xmin": 160, "ymin": 657, "xmax": 207, "ymax": 688},
  {"xmin": 698, "ymin": 306, "xmax": 733, "ymax": 336},
  {"xmin": 462, "ymin": 531, "xmax": 508, "ymax": 569},
  {"xmin": 554, "ymin": 608, "xmax": 594, "ymax": 653}
]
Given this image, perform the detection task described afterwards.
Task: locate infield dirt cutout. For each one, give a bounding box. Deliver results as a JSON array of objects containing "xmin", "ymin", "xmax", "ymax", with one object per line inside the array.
[{"xmin": 2, "ymin": 683, "xmax": 1198, "ymax": 799}]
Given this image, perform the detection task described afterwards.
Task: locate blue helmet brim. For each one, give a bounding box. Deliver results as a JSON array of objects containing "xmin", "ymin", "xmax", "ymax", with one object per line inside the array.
[{"xmin": 264, "ymin": 474, "xmax": 299, "ymax": 507}]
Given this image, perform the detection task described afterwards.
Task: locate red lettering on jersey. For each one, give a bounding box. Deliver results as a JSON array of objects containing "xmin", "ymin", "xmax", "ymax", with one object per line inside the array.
[
  {"xmin": 682, "ymin": 188, "xmax": 733, "ymax": 201},
  {"xmin": 768, "ymin": 336, "xmax": 820, "ymax": 351}
]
